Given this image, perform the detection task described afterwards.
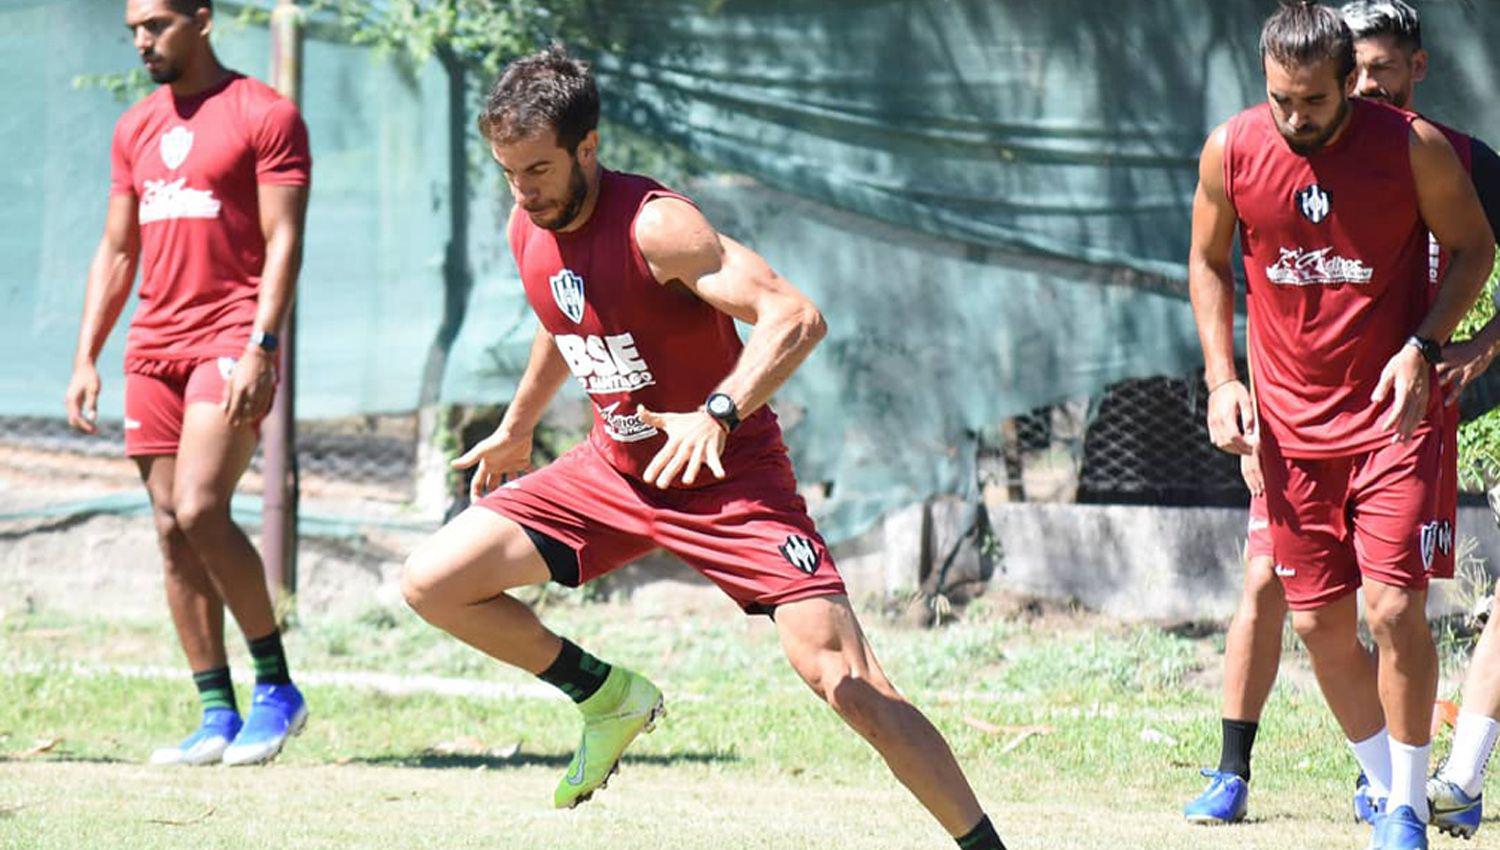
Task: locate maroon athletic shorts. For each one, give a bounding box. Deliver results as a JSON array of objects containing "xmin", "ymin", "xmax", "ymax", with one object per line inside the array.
[{"xmin": 476, "ymin": 441, "xmax": 846, "ymax": 614}]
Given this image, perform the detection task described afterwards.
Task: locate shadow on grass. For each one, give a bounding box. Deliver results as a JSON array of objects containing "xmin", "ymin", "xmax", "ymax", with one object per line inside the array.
[
  {"xmin": 349, "ymin": 749, "xmax": 737, "ymax": 770},
  {"xmin": 0, "ymin": 753, "xmax": 133, "ymax": 765},
  {"xmin": 1160, "ymin": 620, "xmax": 1224, "ymax": 640}
]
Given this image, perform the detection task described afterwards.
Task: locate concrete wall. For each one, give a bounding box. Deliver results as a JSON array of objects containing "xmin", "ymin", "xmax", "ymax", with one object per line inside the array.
[
  {"xmin": 983, "ymin": 503, "xmax": 1500, "ymax": 621},
  {"xmin": 4, "ymin": 502, "xmax": 1496, "ymax": 624}
]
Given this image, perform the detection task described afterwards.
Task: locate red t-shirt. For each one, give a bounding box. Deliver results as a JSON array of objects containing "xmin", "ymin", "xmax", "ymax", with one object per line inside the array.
[
  {"xmin": 1225, "ymin": 99, "xmax": 1435, "ymax": 458},
  {"xmin": 508, "ymin": 169, "xmax": 784, "ymax": 486},
  {"xmin": 110, "ymin": 73, "xmax": 311, "ymax": 362}
]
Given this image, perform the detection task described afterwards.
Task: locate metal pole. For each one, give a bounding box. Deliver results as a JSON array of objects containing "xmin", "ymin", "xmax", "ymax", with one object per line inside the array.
[{"xmin": 263, "ymin": 0, "xmax": 303, "ymax": 620}]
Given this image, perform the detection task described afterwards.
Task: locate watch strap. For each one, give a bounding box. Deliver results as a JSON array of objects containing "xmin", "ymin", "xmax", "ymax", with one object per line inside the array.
[
  {"xmin": 705, "ymin": 392, "xmax": 740, "ymax": 433},
  {"xmin": 250, "ymin": 329, "xmax": 279, "ymax": 352},
  {"xmin": 1406, "ymin": 335, "xmax": 1441, "ymax": 365}
]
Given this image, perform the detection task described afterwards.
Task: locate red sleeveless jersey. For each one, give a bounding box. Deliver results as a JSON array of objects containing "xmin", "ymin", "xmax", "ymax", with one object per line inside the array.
[
  {"xmin": 1424, "ymin": 118, "xmax": 1474, "ymax": 291},
  {"xmin": 509, "ymin": 169, "xmax": 783, "ymax": 486},
  {"xmin": 1226, "ymin": 99, "xmax": 1436, "ymax": 458}
]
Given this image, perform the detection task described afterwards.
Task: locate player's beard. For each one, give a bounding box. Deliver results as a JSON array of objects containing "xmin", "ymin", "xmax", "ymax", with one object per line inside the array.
[
  {"xmin": 144, "ymin": 53, "xmax": 182, "ymax": 85},
  {"xmin": 1283, "ymin": 97, "xmax": 1352, "ymax": 156},
  {"xmin": 1361, "ymin": 84, "xmax": 1411, "ymax": 111},
  {"xmin": 537, "ymin": 157, "xmax": 590, "ymax": 232}
]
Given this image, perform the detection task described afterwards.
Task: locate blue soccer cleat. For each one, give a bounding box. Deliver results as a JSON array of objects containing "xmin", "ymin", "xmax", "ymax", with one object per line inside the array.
[
  {"xmin": 1370, "ymin": 805, "xmax": 1429, "ymax": 850},
  {"xmin": 148, "ymin": 707, "xmax": 242, "ymax": 766},
  {"xmin": 1427, "ymin": 776, "xmax": 1482, "ymax": 840},
  {"xmin": 221, "ymin": 683, "xmax": 308, "ymax": 766},
  {"xmin": 1184, "ymin": 768, "xmax": 1249, "ymax": 825},
  {"xmin": 1354, "ymin": 772, "xmax": 1387, "ymax": 824}
]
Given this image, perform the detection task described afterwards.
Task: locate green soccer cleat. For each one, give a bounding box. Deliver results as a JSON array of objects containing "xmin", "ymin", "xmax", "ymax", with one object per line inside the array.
[{"xmin": 554, "ymin": 666, "xmax": 664, "ymax": 809}]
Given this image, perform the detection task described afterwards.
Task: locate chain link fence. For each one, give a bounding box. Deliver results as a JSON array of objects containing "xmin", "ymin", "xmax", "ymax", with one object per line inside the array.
[
  {"xmin": 0, "ymin": 413, "xmax": 430, "ymax": 537},
  {"xmin": 7, "ymin": 368, "xmax": 1484, "ymax": 545},
  {"xmin": 984, "ymin": 369, "xmax": 1497, "ymax": 509}
]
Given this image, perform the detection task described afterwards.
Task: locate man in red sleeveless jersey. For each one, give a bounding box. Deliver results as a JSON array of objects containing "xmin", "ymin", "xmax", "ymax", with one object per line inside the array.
[
  {"xmin": 1185, "ymin": 0, "xmax": 1500, "ymax": 834},
  {"xmin": 398, "ymin": 47, "xmax": 1007, "ymax": 849},
  {"xmin": 1346, "ymin": 2, "xmax": 1500, "ymax": 836},
  {"xmin": 64, "ymin": 0, "xmax": 310, "ymax": 766},
  {"xmin": 1189, "ymin": 3, "xmax": 1494, "ymax": 847}
]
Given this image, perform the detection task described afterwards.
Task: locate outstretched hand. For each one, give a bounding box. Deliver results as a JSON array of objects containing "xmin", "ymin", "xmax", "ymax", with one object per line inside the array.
[
  {"xmin": 638, "ymin": 406, "xmax": 727, "ymax": 489},
  {"xmin": 451, "ymin": 427, "xmax": 534, "ymax": 500}
]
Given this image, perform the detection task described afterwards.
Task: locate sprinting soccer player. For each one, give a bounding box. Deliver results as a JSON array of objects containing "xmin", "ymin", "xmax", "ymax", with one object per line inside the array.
[
  {"xmin": 1184, "ymin": 0, "xmax": 1500, "ymax": 833},
  {"xmin": 1188, "ymin": 2, "xmax": 1495, "ymax": 846},
  {"xmin": 398, "ymin": 46, "xmax": 1007, "ymax": 849},
  {"xmin": 64, "ymin": 0, "xmax": 311, "ymax": 766}
]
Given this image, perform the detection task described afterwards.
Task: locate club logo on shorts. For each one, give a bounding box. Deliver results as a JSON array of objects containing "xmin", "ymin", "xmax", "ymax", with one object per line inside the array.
[
  {"xmin": 1419, "ymin": 520, "xmax": 1454, "ymax": 571},
  {"xmin": 217, "ymin": 356, "xmax": 237, "ymax": 380},
  {"xmin": 550, "ymin": 269, "xmax": 587, "ymax": 324},
  {"xmin": 160, "ymin": 126, "xmax": 194, "ymax": 170},
  {"xmin": 1296, "ymin": 184, "xmax": 1332, "ymax": 224},
  {"xmin": 778, "ymin": 534, "xmax": 820, "ymax": 575}
]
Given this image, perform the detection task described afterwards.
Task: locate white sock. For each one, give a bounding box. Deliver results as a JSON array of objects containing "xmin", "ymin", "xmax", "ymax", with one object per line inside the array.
[
  {"xmin": 1439, "ymin": 711, "xmax": 1500, "ymax": 797},
  {"xmin": 1350, "ymin": 728, "xmax": 1393, "ymax": 799},
  {"xmin": 1389, "ymin": 738, "xmax": 1432, "ymax": 822}
]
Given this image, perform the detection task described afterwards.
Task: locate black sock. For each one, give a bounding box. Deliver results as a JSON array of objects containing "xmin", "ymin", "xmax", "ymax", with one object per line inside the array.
[
  {"xmin": 247, "ymin": 630, "xmax": 292, "ymax": 686},
  {"xmin": 955, "ymin": 815, "xmax": 1006, "ymax": 850},
  {"xmin": 193, "ymin": 666, "xmax": 237, "ymax": 713},
  {"xmin": 536, "ymin": 639, "xmax": 612, "ymax": 703},
  {"xmin": 1219, "ymin": 718, "xmax": 1259, "ymax": 781}
]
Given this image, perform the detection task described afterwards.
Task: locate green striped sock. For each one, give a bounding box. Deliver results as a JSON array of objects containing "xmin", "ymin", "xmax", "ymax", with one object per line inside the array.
[
  {"xmin": 247, "ymin": 630, "xmax": 292, "ymax": 686},
  {"xmin": 193, "ymin": 666, "xmax": 237, "ymax": 713},
  {"xmin": 536, "ymin": 639, "xmax": 612, "ymax": 703}
]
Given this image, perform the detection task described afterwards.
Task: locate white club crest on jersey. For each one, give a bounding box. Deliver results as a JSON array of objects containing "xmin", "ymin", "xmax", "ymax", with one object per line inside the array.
[
  {"xmin": 161, "ymin": 126, "xmax": 194, "ymax": 170},
  {"xmin": 550, "ymin": 269, "xmax": 586, "ymax": 324},
  {"xmin": 1296, "ymin": 184, "xmax": 1331, "ymax": 224}
]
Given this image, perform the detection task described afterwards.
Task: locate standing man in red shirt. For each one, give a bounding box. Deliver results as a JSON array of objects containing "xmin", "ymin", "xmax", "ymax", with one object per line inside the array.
[
  {"xmin": 65, "ymin": 0, "xmax": 311, "ymax": 767},
  {"xmin": 1189, "ymin": 3, "xmax": 1493, "ymax": 847},
  {"xmin": 1184, "ymin": 0, "xmax": 1500, "ymax": 831},
  {"xmin": 399, "ymin": 46, "xmax": 1007, "ymax": 849}
]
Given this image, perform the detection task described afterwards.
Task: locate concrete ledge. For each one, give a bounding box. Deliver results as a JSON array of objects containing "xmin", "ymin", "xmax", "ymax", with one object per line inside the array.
[
  {"xmin": 987, "ymin": 502, "xmax": 1500, "ymax": 621},
  {"xmin": 4, "ymin": 502, "xmax": 1496, "ymax": 624}
]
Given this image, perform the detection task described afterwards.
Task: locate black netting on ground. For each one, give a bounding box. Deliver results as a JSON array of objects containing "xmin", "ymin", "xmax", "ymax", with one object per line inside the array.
[
  {"xmin": 1075, "ymin": 376, "xmax": 1244, "ymax": 506},
  {"xmin": 0, "ymin": 415, "xmax": 418, "ymax": 519},
  {"xmin": 995, "ymin": 371, "xmax": 1491, "ymax": 507},
  {"xmin": 981, "ymin": 372, "xmax": 1248, "ymax": 507}
]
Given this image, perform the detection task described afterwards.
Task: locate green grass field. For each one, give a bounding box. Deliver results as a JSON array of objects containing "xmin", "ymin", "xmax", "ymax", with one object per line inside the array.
[{"xmin": 1, "ymin": 593, "xmax": 1494, "ymax": 849}]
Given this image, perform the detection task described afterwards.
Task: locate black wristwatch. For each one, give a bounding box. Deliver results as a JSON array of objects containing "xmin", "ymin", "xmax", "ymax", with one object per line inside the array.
[
  {"xmin": 705, "ymin": 392, "xmax": 740, "ymax": 433},
  {"xmin": 250, "ymin": 329, "xmax": 280, "ymax": 353},
  {"xmin": 1406, "ymin": 335, "xmax": 1442, "ymax": 365}
]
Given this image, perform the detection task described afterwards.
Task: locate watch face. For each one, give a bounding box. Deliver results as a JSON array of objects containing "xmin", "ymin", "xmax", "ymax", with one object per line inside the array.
[{"xmin": 708, "ymin": 395, "xmax": 732, "ymax": 416}]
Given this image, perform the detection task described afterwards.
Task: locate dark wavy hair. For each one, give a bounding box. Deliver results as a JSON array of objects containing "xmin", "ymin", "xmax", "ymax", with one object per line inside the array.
[
  {"xmin": 477, "ymin": 45, "xmax": 600, "ymax": 153},
  {"xmin": 1260, "ymin": 1, "xmax": 1357, "ymax": 80},
  {"xmin": 1341, "ymin": 1, "xmax": 1422, "ymax": 51}
]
